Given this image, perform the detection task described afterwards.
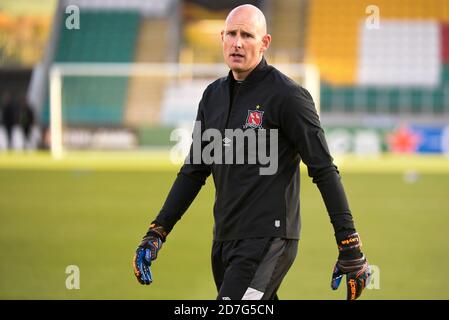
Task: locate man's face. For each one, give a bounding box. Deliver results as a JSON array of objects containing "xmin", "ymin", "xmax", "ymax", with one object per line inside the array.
[{"xmin": 221, "ymin": 11, "xmax": 270, "ymax": 79}]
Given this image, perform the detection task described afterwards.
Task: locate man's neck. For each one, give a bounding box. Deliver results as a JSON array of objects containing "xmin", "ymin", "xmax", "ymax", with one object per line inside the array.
[
  {"xmin": 232, "ymin": 69, "xmax": 251, "ymax": 81},
  {"xmin": 231, "ymin": 56, "xmax": 263, "ymax": 81}
]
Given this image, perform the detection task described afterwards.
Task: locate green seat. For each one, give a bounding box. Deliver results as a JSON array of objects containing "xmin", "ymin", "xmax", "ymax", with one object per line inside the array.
[
  {"xmin": 321, "ymin": 84, "xmax": 449, "ymax": 115},
  {"xmin": 387, "ymin": 88, "xmax": 400, "ymax": 113},
  {"xmin": 62, "ymin": 76, "xmax": 127, "ymax": 125},
  {"xmin": 320, "ymin": 83, "xmax": 332, "ymax": 112},
  {"xmin": 43, "ymin": 10, "xmax": 140, "ymax": 126},
  {"xmin": 55, "ymin": 11, "xmax": 140, "ymax": 63},
  {"xmin": 433, "ymin": 87, "xmax": 445, "ymax": 114},
  {"xmin": 442, "ymin": 65, "xmax": 449, "ymax": 83}
]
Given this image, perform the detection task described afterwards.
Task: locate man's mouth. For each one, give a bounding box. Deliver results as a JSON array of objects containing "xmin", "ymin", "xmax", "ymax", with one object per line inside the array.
[{"xmin": 230, "ymin": 53, "xmax": 245, "ymax": 58}]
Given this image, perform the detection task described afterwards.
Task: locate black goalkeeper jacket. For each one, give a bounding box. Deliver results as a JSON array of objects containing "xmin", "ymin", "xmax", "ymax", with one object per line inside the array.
[{"xmin": 154, "ymin": 58, "xmax": 356, "ymax": 242}]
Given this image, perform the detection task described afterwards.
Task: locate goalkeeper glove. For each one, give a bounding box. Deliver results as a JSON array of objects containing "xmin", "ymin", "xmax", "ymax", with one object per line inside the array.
[
  {"xmin": 132, "ymin": 223, "xmax": 167, "ymax": 285},
  {"xmin": 331, "ymin": 232, "xmax": 371, "ymax": 300}
]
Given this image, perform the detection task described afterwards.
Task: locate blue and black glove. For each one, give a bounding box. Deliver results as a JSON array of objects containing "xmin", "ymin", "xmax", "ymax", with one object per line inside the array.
[
  {"xmin": 132, "ymin": 223, "xmax": 167, "ymax": 285},
  {"xmin": 331, "ymin": 232, "xmax": 371, "ymax": 300}
]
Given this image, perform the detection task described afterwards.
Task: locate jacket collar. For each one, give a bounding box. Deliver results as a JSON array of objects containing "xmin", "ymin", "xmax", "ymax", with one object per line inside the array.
[{"xmin": 226, "ymin": 57, "xmax": 270, "ymax": 84}]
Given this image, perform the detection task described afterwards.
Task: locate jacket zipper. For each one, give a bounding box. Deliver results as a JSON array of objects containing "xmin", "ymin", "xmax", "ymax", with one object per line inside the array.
[{"xmin": 225, "ymin": 82, "xmax": 243, "ymax": 129}]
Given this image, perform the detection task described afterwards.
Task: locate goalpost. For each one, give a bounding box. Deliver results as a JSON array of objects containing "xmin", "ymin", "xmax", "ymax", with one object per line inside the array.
[{"xmin": 49, "ymin": 63, "xmax": 320, "ymax": 159}]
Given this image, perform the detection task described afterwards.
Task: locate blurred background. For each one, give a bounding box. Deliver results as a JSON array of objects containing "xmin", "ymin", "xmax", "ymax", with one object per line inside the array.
[{"xmin": 0, "ymin": 0, "xmax": 448, "ymax": 300}]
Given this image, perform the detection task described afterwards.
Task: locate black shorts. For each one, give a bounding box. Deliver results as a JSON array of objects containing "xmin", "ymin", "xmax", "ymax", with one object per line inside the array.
[{"xmin": 211, "ymin": 237, "xmax": 298, "ymax": 300}]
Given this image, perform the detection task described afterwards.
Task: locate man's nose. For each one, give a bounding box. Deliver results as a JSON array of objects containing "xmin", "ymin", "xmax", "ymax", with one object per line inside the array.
[{"xmin": 233, "ymin": 35, "xmax": 242, "ymax": 48}]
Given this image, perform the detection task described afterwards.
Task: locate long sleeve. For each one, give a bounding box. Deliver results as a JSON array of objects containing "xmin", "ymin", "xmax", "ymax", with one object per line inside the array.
[
  {"xmin": 279, "ymin": 86, "xmax": 356, "ymax": 241},
  {"xmin": 154, "ymin": 99, "xmax": 212, "ymax": 233}
]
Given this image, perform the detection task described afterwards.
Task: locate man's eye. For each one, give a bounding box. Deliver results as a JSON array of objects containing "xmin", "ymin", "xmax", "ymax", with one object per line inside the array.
[{"xmin": 227, "ymin": 31, "xmax": 236, "ymax": 36}]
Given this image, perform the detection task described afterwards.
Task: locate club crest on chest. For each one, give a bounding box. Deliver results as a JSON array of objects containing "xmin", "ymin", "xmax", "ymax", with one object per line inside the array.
[{"xmin": 243, "ymin": 108, "xmax": 264, "ymax": 129}]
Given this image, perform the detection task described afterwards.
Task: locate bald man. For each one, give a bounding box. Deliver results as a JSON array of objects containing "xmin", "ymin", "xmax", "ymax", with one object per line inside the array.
[
  {"xmin": 221, "ymin": 4, "xmax": 270, "ymax": 81},
  {"xmin": 133, "ymin": 4, "xmax": 371, "ymax": 300}
]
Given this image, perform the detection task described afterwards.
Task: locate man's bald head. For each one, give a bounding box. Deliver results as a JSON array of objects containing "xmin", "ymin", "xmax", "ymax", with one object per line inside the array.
[
  {"xmin": 221, "ymin": 4, "xmax": 271, "ymax": 80},
  {"xmin": 224, "ymin": 4, "xmax": 267, "ymax": 36}
]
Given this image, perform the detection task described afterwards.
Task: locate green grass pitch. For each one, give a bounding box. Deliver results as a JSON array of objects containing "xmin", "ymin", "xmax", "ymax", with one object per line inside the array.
[{"xmin": 0, "ymin": 152, "xmax": 448, "ymax": 299}]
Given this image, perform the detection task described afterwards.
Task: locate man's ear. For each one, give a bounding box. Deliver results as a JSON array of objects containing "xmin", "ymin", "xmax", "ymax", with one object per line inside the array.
[
  {"xmin": 221, "ymin": 30, "xmax": 224, "ymax": 42},
  {"xmin": 260, "ymin": 34, "xmax": 272, "ymax": 53}
]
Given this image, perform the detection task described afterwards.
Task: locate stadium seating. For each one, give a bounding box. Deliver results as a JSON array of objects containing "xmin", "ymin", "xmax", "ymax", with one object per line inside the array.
[
  {"xmin": 268, "ymin": 0, "xmax": 306, "ymax": 63},
  {"xmin": 44, "ymin": 10, "xmax": 140, "ymax": 126},
  {"xmin": 55, "ymin": 11, "xmax": 139, "ymax": 63},
  {"xmin": 42, "ymin": 0, "xmax": 449, "ymax": 131},
  {"xmin": 124, "ymin": 18, "xmax": 171, "ymax": 127},
  {"xmin": 306, "ymin": 0, "xmax": 449, "ymax": 115}
]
